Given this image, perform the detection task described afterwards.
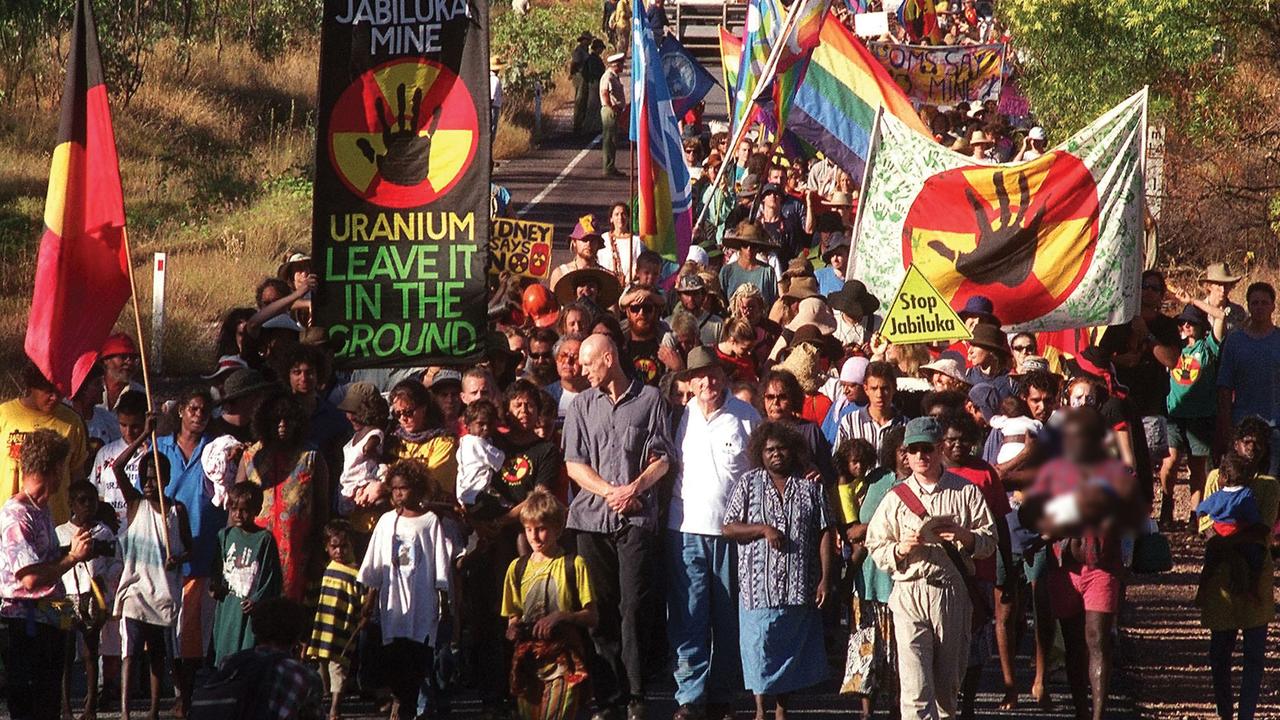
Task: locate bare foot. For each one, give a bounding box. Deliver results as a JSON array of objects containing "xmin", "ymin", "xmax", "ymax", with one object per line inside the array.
[
  {"xmin": 1030, "ymin": 684, "xmax": 1054, "ymax": 710},
  {"xmin": 997, "ymin": 689, "xmax": 1018, "ymax": 710}
]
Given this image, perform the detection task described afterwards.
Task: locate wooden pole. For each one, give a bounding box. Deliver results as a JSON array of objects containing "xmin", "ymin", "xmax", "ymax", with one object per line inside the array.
[{"xmin": 121, "ymin": 227, "xmax": 172, "ymax": 560}]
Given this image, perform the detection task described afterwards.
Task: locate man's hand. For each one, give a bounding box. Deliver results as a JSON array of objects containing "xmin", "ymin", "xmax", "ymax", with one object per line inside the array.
[
  {"xmin": 761, "ymin": 525, "xmax": 785, "ymax": 550},
  {"xmin": 533, "ymin": 611, "xmax": 566, "ymax": 639},
  {"xmin": 606, "ymin": 482, "xmax": 640, "ymax": 513},
  {"xmin": 657, "ymin": 345, "xmax": 684, "ymax": 372},
  {"xmin": 895, "ymin": 532, "xmax": 924, "ymax": 564},
  {"xmin": 934, "ymin": 520, "xmax": 975, "ymax": 550}
]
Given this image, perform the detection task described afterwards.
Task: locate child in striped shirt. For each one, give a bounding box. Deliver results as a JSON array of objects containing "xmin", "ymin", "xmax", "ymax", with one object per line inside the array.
[{"xmin": 306, "ymin": 519, "xmax": 363, "ymax": 720}]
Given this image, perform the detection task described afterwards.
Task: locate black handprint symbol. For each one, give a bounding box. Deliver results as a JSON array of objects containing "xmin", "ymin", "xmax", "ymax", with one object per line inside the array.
[
  {"xmin": 928, "ymin": 170, "xmax": 1048, "ymax": 288},
  {"xmin": 356, "ymin": 83, "xmax": 443, "ymax": 187}
]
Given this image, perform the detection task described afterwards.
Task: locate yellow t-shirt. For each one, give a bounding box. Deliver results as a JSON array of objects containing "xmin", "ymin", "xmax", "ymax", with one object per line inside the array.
[
  {"xmin": 501, "ymin": 552, "xmax": 594, "ymax": 622},
  {"xmin": 0, "ymin": 399, "xmax": 88, "ymax": 524},
  {"xmin": 391, "ymin": 434, "xmax": 459, "ymax": 503},
  {"xmin": 831, "ymin": 479, "xmax": 866, "ymax": 527}
]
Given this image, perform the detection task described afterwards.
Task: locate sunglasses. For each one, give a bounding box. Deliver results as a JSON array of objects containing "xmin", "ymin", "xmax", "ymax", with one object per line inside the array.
[
  {"xmin": 627, "ymin": 304, "xmax": 656, "ymax": 314},
  {"xmin": 391, "ymin": 407, "xmax": 419, "ymax": 420},
  {"xmin": 1011, "ymin": 344, "xmax": 1034, "ymax": 352},
  {"xmin": 905, "ymin": 444, "xmax": 936, "ymax": 455},
  {"xmin": 528, "ymin": 352, "xmax": 553, "ymax": 360}
]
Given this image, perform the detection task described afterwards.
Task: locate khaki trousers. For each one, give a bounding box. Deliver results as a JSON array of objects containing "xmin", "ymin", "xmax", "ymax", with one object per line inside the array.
[{"xmin": 889, "ymin": 579, "xmax": 972, "ymax": 720}]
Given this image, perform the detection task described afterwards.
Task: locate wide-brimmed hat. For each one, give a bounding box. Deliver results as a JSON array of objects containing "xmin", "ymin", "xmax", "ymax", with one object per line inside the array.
[
  {"xmin": 554, "ymin": 267, "xmax": 622, "ymax": 307},
  {"xmin": 723, "ymin": 221, "xmax": 780, "ymax": 250},
  {"xmin": 785, "ymin": 296, "xmax": 837, "ymax": 334},
  {"xmin": 736, "ymin": 174, "xmax": 762, "ymax": 198},
  {"xmin": 337, "ymin": 382, "xmax": 389, "ymax": 423},
  {"xmin": 101, "ymin": 333, "xmax": 139, "ymax": 358},
  {"xmin": 1014, "ymin": 355, "xmax": 1051, "ymax": 375},
  {"xmin": 823, "ymin": 191, "xmax": 855, "ymax": 208},
  {"xmin": 276, "ymin": 252, "xmax": 311, "ymax": 280},
  {"xmin": 957, "ymin": 295, "xmax": 998, "ymax": 324},
  {"xmin": 781, "ymin": 276, "xmax": 821, "ymax": 302},
  {"xmin": 684, "ymin": 346, "xmax": 721, "ymax": 374},
  {"xmin": 920, "ymin": 357, "xmax": 968, "ymax": 385},
  {"xmin": 1203, "ymin": 262, "xmax": 1243, "ymax": 285},
  {"xmin": 217, "ymin": 369, "xmax": 275, "ymax": 405},
  {"xmin": 828, "ymin": 279, "xmax": 881, "ymax": 317},
  {"xmin": 969, "ymin": 324, "xmax": 1010, "ymax": 356},
  {"xmin": 261, "ymin": 314, "xmax": 303, "ymax": 333},
  {"xmin": 1174, "ymin": 303, "xmax": 1210, "ymax": 328},
  {"xmin": 792, "ymin": 324, "xmax": 842, "ymax": 362},
  {"xmin": 675, "ymin": 273, "xmax": 706, "ymax": 293},
  {"xmin": 202, "ymin": 355, "xmax": 248, "ymax": 381},
  {"xmin": 969, "ymin": 129, "xmax": 995, "ymax": 147},
  {"xmin": 821, "ymin": 232, "xmax": 851, "ymax": 261},
  {"xmin": 1028, "ymin": 126, "xmax": 1046, "ymax": 141}
]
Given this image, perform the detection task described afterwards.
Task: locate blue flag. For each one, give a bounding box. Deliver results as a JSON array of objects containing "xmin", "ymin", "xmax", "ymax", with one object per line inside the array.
[{"xmin": 657, "ymin": 35, "xmax": 718, "ymax": 118}]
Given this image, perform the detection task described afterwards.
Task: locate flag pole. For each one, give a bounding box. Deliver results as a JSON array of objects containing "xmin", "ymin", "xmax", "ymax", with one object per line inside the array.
[{"xmin": 121, "ymin": 227, "xmax": 173, "ymax": 560}]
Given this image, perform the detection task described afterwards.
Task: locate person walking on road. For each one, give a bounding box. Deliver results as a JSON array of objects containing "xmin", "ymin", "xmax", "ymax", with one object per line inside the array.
[
  {"xmin": 571, "ymin": 33, "xmax": 594, "ymax": 136},
  {"xmin": 865, "ymin": 417, "xmax": 996, "ymax": 720},
  {"xmin": 600, "ymin": 52, "xmax": 627, "ymax": 177}
]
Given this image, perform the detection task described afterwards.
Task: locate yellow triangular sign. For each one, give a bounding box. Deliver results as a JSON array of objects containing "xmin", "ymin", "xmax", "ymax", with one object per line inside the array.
[{"xmin": 880, "ymin": 265, "xmax": 972, "ymax": 344}]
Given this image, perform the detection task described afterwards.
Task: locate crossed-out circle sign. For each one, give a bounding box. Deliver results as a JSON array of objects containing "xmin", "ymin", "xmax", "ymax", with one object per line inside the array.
[
  {"xmin": 329, "ymin": 58, "xmax": 479, "ymax": 209},
  {"xmin": 900, "ymin": 151, "xmax": 1101, "ymax": 325}
]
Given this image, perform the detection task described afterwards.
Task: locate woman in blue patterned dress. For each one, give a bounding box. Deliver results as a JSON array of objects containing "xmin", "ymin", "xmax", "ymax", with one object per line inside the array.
[{"xmin": 723, "ymin": 421, "xmax": 836, "ymax": 720}]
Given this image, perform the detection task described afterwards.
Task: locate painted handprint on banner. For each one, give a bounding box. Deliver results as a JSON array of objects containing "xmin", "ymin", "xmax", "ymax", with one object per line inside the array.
[
  {"xmin": 928, "ymin": 170, "xmax": 1047, "ymax": 288},
  {"xmin": 356, "ymin": 82, "xmax": 443, "ymax": 187}
]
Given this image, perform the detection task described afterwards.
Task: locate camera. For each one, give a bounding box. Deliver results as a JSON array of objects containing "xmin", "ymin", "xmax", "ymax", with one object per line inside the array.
[{"xmin": 60, "ymin": 540, "xmax": 116, "ymax": 559}]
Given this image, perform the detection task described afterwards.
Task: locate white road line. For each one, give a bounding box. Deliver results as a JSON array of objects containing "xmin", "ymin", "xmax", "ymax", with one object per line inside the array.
[{"xmin": 515, "ymin": 134, "xmax": 602, "ymax": 217}]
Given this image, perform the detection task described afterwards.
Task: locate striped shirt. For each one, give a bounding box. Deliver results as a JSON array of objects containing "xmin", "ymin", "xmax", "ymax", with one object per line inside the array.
[
  {"xmin": 833, "ymin": 408, "xmax": 905, "ymax": 456},
  {"xmin": 305, "ymin": 561, "xmax": 362, "ymax": 664}
]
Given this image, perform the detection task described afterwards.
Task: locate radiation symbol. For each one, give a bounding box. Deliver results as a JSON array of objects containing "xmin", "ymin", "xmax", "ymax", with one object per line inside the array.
[
  {"xmin": 508, "ymin": 252, "xmax": 529, "ymax": 274},
  {"xmin": 502, "ymin": 455, "xmax": 532, "ymax": 486},
  {"xmin": 329, "ymin": 58, "xmax": 479, "ymax": 209},
  {"xmin": 529, "ymin": 243, "xmax": 551, "ymax": 277},
  {"xmin": 1173, "ymin": 353, "xmax": 1202, "ymax": 386},
  {"xmin": 901, "ymin": 151, "xmax": 1100, "ymax": 325}
]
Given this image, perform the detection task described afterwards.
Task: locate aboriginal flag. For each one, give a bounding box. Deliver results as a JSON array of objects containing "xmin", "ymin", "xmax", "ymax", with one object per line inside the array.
[{"xmin": 26, "ymin": 0, "xmax": 131, "ymax": 397}]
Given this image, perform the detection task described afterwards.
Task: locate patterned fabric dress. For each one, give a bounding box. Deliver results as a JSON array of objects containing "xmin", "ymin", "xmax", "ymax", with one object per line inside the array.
[{"xmin": 245, "ymin": 444, "xmax": 324, "ymax": 603}]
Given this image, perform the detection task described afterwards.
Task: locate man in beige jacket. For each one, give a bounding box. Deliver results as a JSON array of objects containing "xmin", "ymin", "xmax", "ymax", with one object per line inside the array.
[{"xmin": 866, "ymin": 416, "xmax": 996, "ymax": 720}]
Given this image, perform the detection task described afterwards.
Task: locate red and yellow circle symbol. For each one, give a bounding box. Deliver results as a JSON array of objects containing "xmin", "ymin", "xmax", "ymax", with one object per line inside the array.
[
  {"xmin": 328, "ymin": 58, "xmax": 478, "ymax": 209},
  {"xmin": 1173, "ymin": 354, "xmax": 1201, "ymax": 386},
  {"xmin": 502, "ymin": 455, "xmax": 532, "ymax": 486},
  {"xmin": 901, "ymin": 151, "xmax": 1100, "ymax": 324}
]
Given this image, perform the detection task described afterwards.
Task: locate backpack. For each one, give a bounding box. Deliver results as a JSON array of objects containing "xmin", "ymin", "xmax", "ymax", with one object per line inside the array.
[
  {"xmin": 189, "ymin": 648, "xmax": 287, "ymax": 720},
  {"xmin": 513, "ymin": 550, "xmax": 581, "ymax": 611}
]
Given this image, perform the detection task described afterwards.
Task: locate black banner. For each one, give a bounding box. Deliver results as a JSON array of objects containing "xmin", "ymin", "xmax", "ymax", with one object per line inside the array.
[{"xmin": 312, "ymin": 0, "xmax": 490, "ymax": 368}]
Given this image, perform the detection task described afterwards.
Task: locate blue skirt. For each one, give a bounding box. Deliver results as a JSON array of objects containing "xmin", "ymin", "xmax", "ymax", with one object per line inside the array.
[{"xmin": 739, "ymin": 605, "xmax": 828, "ymax": 695}]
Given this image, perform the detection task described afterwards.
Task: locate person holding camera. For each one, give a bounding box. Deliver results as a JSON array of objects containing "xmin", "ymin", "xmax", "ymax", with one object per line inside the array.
[{"xmin": 0, "ymin": 429, "xmax": 94, "ymax": 720}]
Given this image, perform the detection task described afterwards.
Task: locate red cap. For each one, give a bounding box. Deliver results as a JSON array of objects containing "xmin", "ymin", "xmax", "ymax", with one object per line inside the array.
[
  {"xmin": 521, "ymin": 284, "xmax": 560, "ymax": 328},
  {"xmin": 101, "ymin": 333, "xmax": 139, "ymax": 358}
]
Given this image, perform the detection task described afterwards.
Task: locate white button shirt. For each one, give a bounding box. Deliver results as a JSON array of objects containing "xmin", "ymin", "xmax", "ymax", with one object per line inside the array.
[{"xmin": 668, "ymin": 393, "xmax": 761, "ymax": 535}]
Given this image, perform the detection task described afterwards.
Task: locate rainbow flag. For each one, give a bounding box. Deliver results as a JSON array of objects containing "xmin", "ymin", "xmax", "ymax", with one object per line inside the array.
[
  {"xmin": 730, "ymin": 0, "xmax": 785, "ymax": 140},
  {"xmin": 767, "ymin": 0, "xmax": 829, "ymax": 133},
  {"xmin": 630, "ymin": 0, "xmax": 692, "ymax": 261},
  {"xmin": 719, "ymin": 26, "xmax": 742, "ymax": 113},
  {"xmin": 790, "ymin": 19, "xmax": 931, "ymax": 178}
]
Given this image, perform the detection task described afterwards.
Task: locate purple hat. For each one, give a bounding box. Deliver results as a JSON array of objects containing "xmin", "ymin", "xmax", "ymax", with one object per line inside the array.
[{"xmin": 958, "ymin": 295, "xmax": 998, "ymax": 324}]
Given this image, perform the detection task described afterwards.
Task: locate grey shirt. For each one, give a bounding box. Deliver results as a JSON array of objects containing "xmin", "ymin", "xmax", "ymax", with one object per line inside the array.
[{"xmin": 564, "ymin": 377, "xmax": 674, "ymax": 533}]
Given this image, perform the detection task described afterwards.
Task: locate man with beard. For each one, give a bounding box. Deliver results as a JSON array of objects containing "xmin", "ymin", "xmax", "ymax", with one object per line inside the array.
[
  {"xmin": 526, "ymin": 327, "xmax": 561, "ymax": 387},
  {"xmin": 98, "ymin": 333, "xmax": 144, "ymax": 412}
]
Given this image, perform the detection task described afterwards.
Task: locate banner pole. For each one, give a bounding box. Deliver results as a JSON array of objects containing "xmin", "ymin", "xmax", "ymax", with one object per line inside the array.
[{"xmin": 121, "ymin": 226, "xmax": 172, "ymax": 560}]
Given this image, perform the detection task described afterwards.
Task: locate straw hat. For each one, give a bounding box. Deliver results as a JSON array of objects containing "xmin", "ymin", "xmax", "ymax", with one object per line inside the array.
[
  {"xmin": 723, "ymin": 221, "xmax": 780, "ymax": 251},
  {"xmin": 969, "ymin": 129, "xmax": 995, "ymax": 147},
  {"xmin": 1203, "ymin": 262, "xmax": 1243, "ymax": 285},
  {"xmin": 823, "ymin": 191, "xmax": 856, "ymax": 208}
]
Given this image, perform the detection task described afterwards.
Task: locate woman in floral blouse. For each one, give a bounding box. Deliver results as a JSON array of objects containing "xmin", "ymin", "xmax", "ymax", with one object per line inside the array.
[{"xmin": 723, "ymin": 421, "xmax": 836, "ymax": 720}]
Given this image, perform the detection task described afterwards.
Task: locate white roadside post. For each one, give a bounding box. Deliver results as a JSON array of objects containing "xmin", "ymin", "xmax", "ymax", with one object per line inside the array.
[{"xmin": 151, "ymin": 252, "xmax": 166, "ymax": 375}]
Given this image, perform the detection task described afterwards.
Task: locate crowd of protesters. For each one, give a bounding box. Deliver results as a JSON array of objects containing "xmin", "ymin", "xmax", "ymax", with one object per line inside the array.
[{"xmin": 1, "ymin": 4, "xmax": 1277, "ymax": 720}]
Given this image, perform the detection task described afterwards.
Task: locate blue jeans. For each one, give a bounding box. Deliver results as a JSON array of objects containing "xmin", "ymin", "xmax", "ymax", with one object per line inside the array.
[{"xmin": 665, "ymin": 530, "xmax": 741, "ymax": 706}]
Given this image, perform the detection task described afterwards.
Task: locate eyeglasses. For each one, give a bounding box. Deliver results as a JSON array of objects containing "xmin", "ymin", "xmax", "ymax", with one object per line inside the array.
[
  {"xmin": 1011, "ymin": 344, "xmax": 1034, "ymax": 352},
  {"xmin": 391, "ymin": 407, "xmax": 418, "ymax": 420},
  {"xmin": 905, "ymin": 444, "xmax": 936, "ymax": 455},
  {"xmin": 627, "ymin": 304, "xmax": 656, "ymax": 314},
  {"xmin": 762, "ymin": 393, "xmax": 788, "ymax": 402}
]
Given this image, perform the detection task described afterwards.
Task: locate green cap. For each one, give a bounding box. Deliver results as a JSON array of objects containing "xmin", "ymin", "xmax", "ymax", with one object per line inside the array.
[{"xmin": 903, "ymin": 417, "xmax": 941, "ymax": 447}]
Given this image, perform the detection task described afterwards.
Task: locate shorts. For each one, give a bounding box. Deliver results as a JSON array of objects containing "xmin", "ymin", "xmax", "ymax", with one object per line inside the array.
[
  {"xmin": 1047, "ymin": 564, "xmax": 1122, "ymax": 619},
  {"xmin": 996, "ymin": 550, "xmax": 1025, "ymax": 586},
  {"xmin": 175, "ymin": 577, "xmax": 214, "ymax": 659},
  {"xmin": 121, "ymin": 618, "xmax": 170, "ymax": 659},
  {"xmin": 1022, "ymin": 545, "xmax": 1052, "ymax": 583},
  {"xmin": 1167, "ymin": 416, "xmax": 1213, "ymax": 458},
  {"xmin": 1142, "ymin": 415, "xmax": 1170, "ymax": 463}
]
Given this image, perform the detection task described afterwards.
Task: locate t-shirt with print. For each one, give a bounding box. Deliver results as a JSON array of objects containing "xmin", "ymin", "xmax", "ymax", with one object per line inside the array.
[
  {"xmin": 358, "ymin": 510, "xmax": 451, "ymax": 645},
  {"xmin": 81, "ymin": 405, "xmax": 121, "ymax": 462},
  {"xmin": 0, "ymin": 496, "xmax": 63, "ymax": 622},
  {"xmin": 626, "ymin": 336, "xmax": 665, "ymax": 387},
  {"xmin": 55, "ymin": 521, "xmax": 119, "ymax": 596},
  {"xmin": 500, "ymin": 552, "xmax": 594, "ymax": 623},
  {"xmin": 90, "ymin": 438, "xmax": 146, "ymax": 531},
  {"xmin": 0, "ymin": 400, "xmax": 89, "ymax": 524},
  {"xmin": 1167, "ymin": 333, "xmax": 1220, "ymax": 418},
  {"xmin": 1217, "ymin": 327, "xmax": 1280, "ymax": 425}
]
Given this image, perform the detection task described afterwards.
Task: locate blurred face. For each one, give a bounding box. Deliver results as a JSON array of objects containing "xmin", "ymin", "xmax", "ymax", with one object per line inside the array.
[
  {"xmin": 576, "ymin": 279, "xmax": 600, "ymax": 301},
  {"xmin": 1234, "ymin": 433, "xmax": 1265, "ymax": 464},
  {"xmin": 767, "ymin": 167, "xmax": 784, "ymax": 185},
  {"xmin": 762, "ymin": 437, "xmax": 793, "ymax": 476},
  {"xmin": 1247, "ymin": 289, "xmax": 1275, "ymax": 324},
  {"xmin": 431, "ymin": 384, "xmax": 462, "ymax": 421},
  {"xmin": 1024, "ymin": 386, "xmax": 1056, "ymax": 423},
  {"xmin": 524, "ymin": 521, "xmax": 561, "ymax": 555},
  {"xmin": 1061, "ymin": 421, "xmax": 1099, "ymax": 463},
  {"xmin": 118, "ymin": 412, "xmax": 146, "ymax": 445},
  {"xmin": 102, "ymin": 352, "xmax": 139, "ymax": 382},
  {"xmin": 391, "ymin": 396, "xmax": 429, "ymax": 433},
  {"xmin": 738, "ymin": 296, "xmax": 764, "ymax": 324},
  {"xmin": 389, "ymin": 474, "xmax": 422, "ymax": 511},
  {"xmin": 461, "ymin": 375, "xmax": 495, "ymax": 406},
  {"xmin": 289, "ymin": 361, "xmax": 317, "ymax": 396},
  {"xmin": 905, "ymin": 443, "xmax": 939, "ymax": 476},
  {"xmin": 829, "ymin": 248, "xmax": 848, "ymax": 273},
  {"xmin": 69, "ymin": 491, "xmax": 97, "ymax": 525},
  {"xmin": 864, "ymin": 375, "xmax": 894, "ymax": 413},
  {"xmin": 762, "ymin": 380, "xmax": 794, "ymax": 421},
  {"xmin": 579, "ymin": 344, "xmax": 611, "ymax": 388},
  {"xmin": 940, "ymin": 429, "xmax": 972, "ymax": 463},
  {"xmin": 75, "ymin": 375, "xmax": 105, "ymax": 408},
  {"xmin": 508, "ymin": 392, "xmax": 538, "ymax": 431},
  {"xmin": 227, "ymin": 494, "xmax": 257, "ymax": 529},
  {"xmin": 180, "ymin": 396, "xmax": 211, "ymax": 435},
  {"xmin": 259, "ymin": 285, "xmax": 284, "ymax": 307},
  {"xmin": 557, "ymin": 340, "xmax": 582, "ymax": 382},
  {"xmin": 967, "ymin": 345, "xmax": 993, "ymax": 368}
]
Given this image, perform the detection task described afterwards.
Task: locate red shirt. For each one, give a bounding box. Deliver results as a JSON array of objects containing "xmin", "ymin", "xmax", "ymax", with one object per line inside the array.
[
  {"xmin": 801, "ymin": 394, "xmax": 832, "ymax": 427},
  {"xmin": 948, "ymin": 459, "xmax": 1009, "ymax": 582}
]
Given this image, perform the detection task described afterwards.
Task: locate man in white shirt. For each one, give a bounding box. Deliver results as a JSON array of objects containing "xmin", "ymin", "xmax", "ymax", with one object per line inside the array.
[{"xmin": 666, "ymin": 347, "xmax": 759, "ymax": 720}]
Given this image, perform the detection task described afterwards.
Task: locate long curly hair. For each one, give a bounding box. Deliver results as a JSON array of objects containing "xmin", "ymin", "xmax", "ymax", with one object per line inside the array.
[
  {"xmin": 252, "ymin": 391, "xmax": 310, "ymax": 450},
  {"xmin": 747, "ymin": 420, "xmax": 807, "ymax": 474}
]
